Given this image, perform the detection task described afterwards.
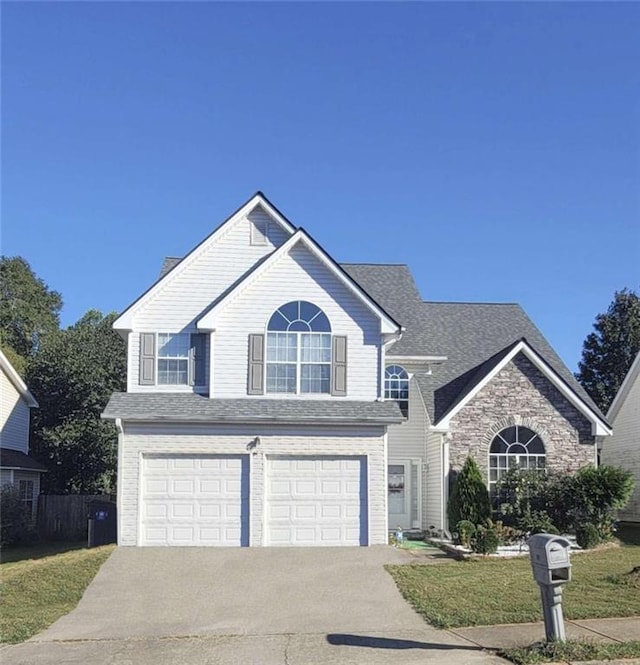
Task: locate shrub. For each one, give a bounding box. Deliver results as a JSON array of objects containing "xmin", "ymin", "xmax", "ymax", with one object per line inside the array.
[
  {"xmin": 448, "ymin": 457, "xmax": 491, "ymax": 528},
  {"xmin": 576, "ymin": 523, "xmax": 600, "ymax": 550},
  {"xmin": 472, "ymin": 525, "xmax": 499, "ymax": 554},
  {"xmin": 491, "ymin": 520, "xmax": 526, "ymax": 545},
  {"xmin": 495, "ymin": 468, "xmax": 555, "ymax": 529},
  {"xmin": 0, "ymin": 484, "xmax": 37, "ymax": 547},
  {"xmin": 455, "ymin": 520, "xmax": 476, "ymax": 548},
  {"xmin": 566, "ymin": 466, "xmax": 634, "ymax": 540}
]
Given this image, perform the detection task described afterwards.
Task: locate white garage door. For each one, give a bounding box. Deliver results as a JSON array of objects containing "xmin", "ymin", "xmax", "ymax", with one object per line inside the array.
[
  {"xmin": 266, "ymin": 456, "xmax": 367, "ymax": 546},
  {"xmin": 141, "ymin": 454, "xmax": 249, "ymax": 546}
]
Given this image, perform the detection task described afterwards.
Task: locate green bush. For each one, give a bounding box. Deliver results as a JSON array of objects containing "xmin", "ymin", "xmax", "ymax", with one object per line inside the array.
[
  {"xmin": 567, "ymin": 466, "xmax": 634, "ymax": 540},
  {"xmin": 0, "ymin": 485, "xmax": 37, "ymax": 547},
  {"xmin": 472, "ymin": 525, "xmax": 499, "ymax": 554},
  {"xmin": 495, "ymin": 468, "xmax": 558, "ymax": 533},
  {"xmin": 576, "ymin": 523, "xmax": 601, "ymax": 549},
  {"xmin": 448, "ymin": 457, "xmax": 491, "ymax": 528},
  {"xmin": 455, "ymin": 520, "xmax": 476, "ymax": 548}
]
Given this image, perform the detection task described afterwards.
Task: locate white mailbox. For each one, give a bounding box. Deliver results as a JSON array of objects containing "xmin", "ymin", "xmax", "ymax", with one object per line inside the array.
[{"xmin": 528, "ymin": 534, "xmax": 571, "ymax": 586}]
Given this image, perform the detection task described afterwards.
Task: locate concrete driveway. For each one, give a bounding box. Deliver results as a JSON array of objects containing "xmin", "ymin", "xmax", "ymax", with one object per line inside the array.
[{"xmin": 3, "ymin": 547, "xmax": 508, "ymax": 665}]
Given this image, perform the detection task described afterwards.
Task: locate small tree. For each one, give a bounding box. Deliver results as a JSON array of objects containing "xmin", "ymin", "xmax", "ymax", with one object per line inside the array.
[
  {"xmin": 567, "ymin": 465, "xmax": 634, "ymax": 539},
  {"xmin": 448, "ymin": 457, "xmax": 491, "ymax": 529}
]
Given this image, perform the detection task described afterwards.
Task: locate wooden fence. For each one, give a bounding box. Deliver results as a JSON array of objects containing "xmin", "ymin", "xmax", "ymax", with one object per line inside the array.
[{"xmin": 37, "ymin": 494, "xmax": 115, "ymax": 541}]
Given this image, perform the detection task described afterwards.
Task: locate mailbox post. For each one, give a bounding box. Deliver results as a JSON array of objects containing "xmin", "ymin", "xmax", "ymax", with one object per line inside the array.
[{"xmin": 528, "ymin": 534, "xmax": 572, "ymax": 642}]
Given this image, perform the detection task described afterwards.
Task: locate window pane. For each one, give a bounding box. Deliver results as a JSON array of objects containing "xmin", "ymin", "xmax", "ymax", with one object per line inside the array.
[
  {"xmin": 266, "ymin": 364, "xmax": 296, "ymax": 393},
  {"xmin": 300, "ymin": 334, "xmax": 331, "ymax": 362},
  {"xmin": 158, "ymin": 358, "xmax": 188, "ymax": 384},
  {"xmin": 267, "ymin": 310, "xmax": 289, "ymax": 331},
  {"xmin": 300, "ymin": 364, "xmax": 330, "ymax": 393},
  {"xmin": 527, "ymin": 436, "xmax": 545, "ymax": 454},
  {"xmin": 158, "ymin": 333, "xmax": 190, "ymax": 358},
  {"xmin": 501, "ymin": 427, "xmax": 517, "ymax": 444}
]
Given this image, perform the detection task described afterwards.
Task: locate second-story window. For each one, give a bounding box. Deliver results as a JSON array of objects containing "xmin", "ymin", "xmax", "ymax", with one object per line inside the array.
[
  {"xmin": 266, "ymin": 301, "xmax": 331, "ymax": 394},
  {"xmin": 157, "ymin": 333, "xmax": 190, "ymax": 384},
  {"xmin": 385, "ymin": 364, "xmax": 409, "ymax": 416}
]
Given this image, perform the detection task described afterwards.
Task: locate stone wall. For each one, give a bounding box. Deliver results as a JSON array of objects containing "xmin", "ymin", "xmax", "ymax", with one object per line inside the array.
[{"xmin": 449, "ymin": 353, "xmax": 595, "ymax": 478}]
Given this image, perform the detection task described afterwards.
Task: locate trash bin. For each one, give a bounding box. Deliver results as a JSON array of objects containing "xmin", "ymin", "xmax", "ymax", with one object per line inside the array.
[{"xmin": 87, "ymin": 499, "xmax": 117, "ymax": 547}]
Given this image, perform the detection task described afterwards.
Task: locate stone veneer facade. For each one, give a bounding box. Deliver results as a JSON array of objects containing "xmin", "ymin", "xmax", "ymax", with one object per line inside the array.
[{"xmin": 448, "ymin": 353, "xmax": 595, "ymax": 479}]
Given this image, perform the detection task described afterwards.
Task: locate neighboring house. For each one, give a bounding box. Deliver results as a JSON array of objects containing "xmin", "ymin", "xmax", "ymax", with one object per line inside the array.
[
  {"xmin": 0, "ymin": 350, "xmax": 46, "ymax": 521},
  {"xmin": 601, "ymin": 351, "xmax": 640, "ymax": 522},
  {"xmin": 103, "ymin": 192, "xmax": 612, "ymax": 547}
]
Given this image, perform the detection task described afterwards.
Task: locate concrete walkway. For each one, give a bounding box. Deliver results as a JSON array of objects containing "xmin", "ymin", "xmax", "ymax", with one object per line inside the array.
[{"xmin": 452, "ymin": 616, "xmax": 640, "ymax": 650}]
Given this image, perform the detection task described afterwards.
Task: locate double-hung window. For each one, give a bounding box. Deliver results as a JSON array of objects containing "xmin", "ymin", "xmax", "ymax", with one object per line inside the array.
[
  {"xmin": 266, "ymin": 301, "xmax": 332, "ymax": 394},
  {"xmin": 19, "ymin": 479, "xmax": 35, "ymax": 518},
  {"xmin": 157, "ymin": 333, "xmax": 190, "ymax": 385}
]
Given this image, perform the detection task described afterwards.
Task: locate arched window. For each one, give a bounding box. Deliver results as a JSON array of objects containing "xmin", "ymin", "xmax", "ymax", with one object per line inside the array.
[
  {"xmin": 489, "ymin": 426, "xmax": 545, "ymax": 492},
  {"xmin": 266, "ymin": 301, "xmax": 331, "ymax": 394},
  {"xmin": 385, "ymin": 365, "xmax": 409, "ymax": 416}
]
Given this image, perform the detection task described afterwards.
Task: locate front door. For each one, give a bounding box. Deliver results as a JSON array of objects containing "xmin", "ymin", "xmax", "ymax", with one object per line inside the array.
[{"xmin": 388, "ymin": 460, "xmax": 417, "ymax": 530}]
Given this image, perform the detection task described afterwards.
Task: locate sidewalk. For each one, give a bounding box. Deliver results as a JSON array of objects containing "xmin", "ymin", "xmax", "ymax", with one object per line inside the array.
[
  {"xmin": 451, "ymin": 616, "xmax": 640, "ymax": 664},
  {"xmin": 451, "ymin": 616, "xmax": 640, "ymax": 649}
]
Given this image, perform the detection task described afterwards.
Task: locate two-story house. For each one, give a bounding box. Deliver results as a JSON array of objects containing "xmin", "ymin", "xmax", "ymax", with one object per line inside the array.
[
  {"xmin": 0, "ymin": 349, "xmax": 46, "ymax": 521},
  {"xmin": 103, "ymin": 193, "xmax": 611, "ymax": 547}
]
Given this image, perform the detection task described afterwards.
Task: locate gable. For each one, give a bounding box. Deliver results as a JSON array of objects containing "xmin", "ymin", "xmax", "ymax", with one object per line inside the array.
[
  {"xmin": 197, "ymin": 231, "xmax": 401, "ymax": 335},
  {"xmin": 114, "ymin": 194, "xmax": 296, "ymax": 331},
  {"xmin": 607, "ymin": 351, "xmax": 640, "ymax": 424},
  {"xmin": 434, "ymin": 342, "xmax": 611, "ymax": 436}
]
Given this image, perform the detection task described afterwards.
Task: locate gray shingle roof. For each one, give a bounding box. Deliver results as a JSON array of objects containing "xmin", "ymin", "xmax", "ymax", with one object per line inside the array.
[
  {"xmin": 0, "ymin": 448, "xmax": 48, "ymax": 472},
  {"xmin": 102, "ymin": 392, "xmax": 404, "ymax": 424},
  {"xmin": 341, "ymin": 265, "xmax": 604, "ymax": 423},
  {"xmin": 159, "ymin": 257, "xmax": 182, "ymax": 279}
]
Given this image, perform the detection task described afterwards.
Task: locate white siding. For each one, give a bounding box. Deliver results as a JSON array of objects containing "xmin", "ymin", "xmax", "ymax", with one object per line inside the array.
[
  {"xmin": 387, "ymin": 374, "xmax": 429, "ymax": 527},
  {"xmin": 0, "ymin": 469, "xmax": 13, "ymax": 485},
  {"xmin": 425, "ymin": 430, "xmax": 444, "ymax": 532},
  {"xmin": 133, "ymin": 208, "xmax": 290, "ymax": 330},
  {"xmin": 0, "ymin": 368, "xmax": 31, "ymax": 453},
  {"xmin": 602, "ymin": 370, "xmax": 640, "ymax": 522},
  {"xmin": 213, "ymin": 244, "xmax": 382, "ymax": 400},
  {"xmin": 118, "ymin": 423, "xmax": 387, "ymax": 546}
]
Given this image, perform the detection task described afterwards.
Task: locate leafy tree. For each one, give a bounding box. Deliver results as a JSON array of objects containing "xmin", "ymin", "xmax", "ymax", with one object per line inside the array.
[
  {"xmin": 26, "ymin": 310, "xmax": 126, "ymax": 494},
  {"xmin": 0, "ymin": 256, "xmax": 62, "ymax": 360},
  {"xmin": 448, "ymin": 456, "xmax": 491, "ymax": 528},
  {"xmin": 576, "ymin": 288, "xmax": 640, "ymax": 413}
]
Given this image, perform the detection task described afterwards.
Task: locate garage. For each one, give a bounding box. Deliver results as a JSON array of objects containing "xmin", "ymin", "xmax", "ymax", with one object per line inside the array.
[
  {"xmin": 266, "ymin": 455, "xmax": 368, "ymax": 546},
  {"xmin": 140, "ymin": 454, "xmax": 249, "ymax": 546}
]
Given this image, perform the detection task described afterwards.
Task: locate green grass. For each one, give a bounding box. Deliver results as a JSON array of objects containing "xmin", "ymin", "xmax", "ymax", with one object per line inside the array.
[
  {"xmin": 500, "ymin": 640, "xmax": 640, "ymax": 664},
  {"xmin": 386, "ymin": 538, "xmax": 640, "ymax": 628},
  {"xmin": 0, "ymin": 541, "xmax": 87, "ymax": 567},
  {"xmin": 0, "ymin": 543, "xmax": 115, "ymax": 643}
]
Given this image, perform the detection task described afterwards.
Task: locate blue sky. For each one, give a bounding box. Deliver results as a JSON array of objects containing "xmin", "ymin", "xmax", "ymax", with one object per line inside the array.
[{"xmin": 2, "ymin": 2, "xmax": 639, "ymax": 372}]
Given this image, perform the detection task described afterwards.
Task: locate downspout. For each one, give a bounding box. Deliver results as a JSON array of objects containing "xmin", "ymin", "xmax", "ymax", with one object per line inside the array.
[
  {"xmin": 115, "ymin": 418, "xmax": 124, "ymax": 546},
  {"xmin": 442, "ymin": 432, "xmax": 451, "ymax": 539}
]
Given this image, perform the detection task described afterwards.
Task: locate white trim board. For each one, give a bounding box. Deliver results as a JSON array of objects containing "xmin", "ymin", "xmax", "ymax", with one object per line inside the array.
[
  {"xmin": 435, "ymin": 340, "xmax": 612, "ymax": 437},
  {"xmin": 0, "ymin": 350, "xmax": 38, "ymax": 408},
  {"xmin": 113, "ymin": 193, "xmax": 296, "ymax": 331}
]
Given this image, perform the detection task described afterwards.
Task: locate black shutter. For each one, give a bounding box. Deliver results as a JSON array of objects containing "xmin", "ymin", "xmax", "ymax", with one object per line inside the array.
[{"xmin": 190, "ymin": 333, "xmax": 207, "ymax": 386}]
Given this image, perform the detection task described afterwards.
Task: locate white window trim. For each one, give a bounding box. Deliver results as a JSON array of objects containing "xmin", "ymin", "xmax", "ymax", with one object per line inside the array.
[
  {"xmin": 157, "ymin": 332, "xmax": 191, "ymax": 386},
  {"xmin": 266, "ymin": 331, "xmax": 332, "ymax": 395},
  {"xmin": 488, "ymin": 427, "xmax": 546, "ymax": 493}
]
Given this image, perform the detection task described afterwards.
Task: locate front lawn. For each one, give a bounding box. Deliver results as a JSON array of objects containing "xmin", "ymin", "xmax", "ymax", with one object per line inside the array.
[
  {"xmin": 386, "ymin": 538, "xmax": 640, "ymax": 628},
  {"xmin": 0, "ymin": 543, "xmax": 114, "ymax": 643},
  {"xmin": 500, "ymin": 640, "xmax": 640, "ymax": 664}
]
